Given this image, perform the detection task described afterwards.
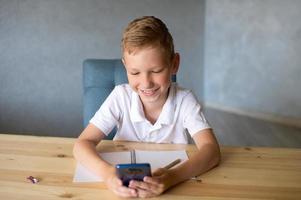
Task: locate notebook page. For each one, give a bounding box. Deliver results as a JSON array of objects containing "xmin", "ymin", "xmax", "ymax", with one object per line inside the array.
[
  {"xmin": 73, "ymin": 151, "xmax": 130, "ymax": 182},
  {"xmin": 135, "ymin": 150, "xmax": 188, "ymax": 170},
  {"xmin": 73, "ymin": 150, "xmax": 188, "ymax": 182}
]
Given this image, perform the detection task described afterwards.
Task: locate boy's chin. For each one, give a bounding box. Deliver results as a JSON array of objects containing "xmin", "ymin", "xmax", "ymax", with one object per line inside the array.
[{"xmin": 139, "ymin": 94, "xmax": 160, "ymax": 104}]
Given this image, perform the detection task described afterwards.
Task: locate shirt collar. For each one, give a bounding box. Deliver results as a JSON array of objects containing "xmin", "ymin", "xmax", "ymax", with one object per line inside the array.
[
  {"xmin": 156, "ymin": 83, "xmax": 176, "ymax": 125},
  {"xmin": 130, "ymin": 91, "xmax": 145, "ymax": 122},
  {"xmin": 130, "ymin": 83, "xmax": 176, "ymax": 125}
]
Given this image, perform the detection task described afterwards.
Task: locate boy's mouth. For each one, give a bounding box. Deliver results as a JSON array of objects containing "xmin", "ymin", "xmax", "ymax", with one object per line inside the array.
[{"xmin": 140, "ymin": 88, "xmax": 159, "ymax": 96}]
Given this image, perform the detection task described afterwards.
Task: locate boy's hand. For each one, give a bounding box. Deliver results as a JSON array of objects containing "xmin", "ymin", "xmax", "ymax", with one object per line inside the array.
[
  {"xmin": 128, "ymin": 168, "xmax": 173, "ymax": 198},
  {"xmin": 104, "ymin": 173, "xmax": 138, "ymax": 198}
]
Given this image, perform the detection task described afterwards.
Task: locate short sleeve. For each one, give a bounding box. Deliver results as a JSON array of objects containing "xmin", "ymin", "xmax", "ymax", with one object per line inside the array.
[
  {"xmin": 89, "ymin": 86, "xmax": 122, "ymax": 135},
  {"xmin": 182, "ymin": 92, "xmax": 211, "ymax": 137}
]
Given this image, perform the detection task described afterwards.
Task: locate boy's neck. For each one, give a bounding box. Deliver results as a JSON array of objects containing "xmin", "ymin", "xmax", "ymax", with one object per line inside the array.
[
  {"xmin": 141, "ymin": 90, "xmax": 169, "ymax": 125},
  {"xmin": 142, "ymin": 103, "xmax": 163, "ymax": 125}
]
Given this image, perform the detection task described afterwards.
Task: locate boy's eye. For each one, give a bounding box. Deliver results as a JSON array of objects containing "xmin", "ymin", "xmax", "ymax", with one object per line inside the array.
[
  {"xmin": 152, "ymin": 68, "xmax": 164, "ymax": 73},
  {"xmin": 130, "ymin": 72, "xmax": 139, "ymax": 75}
]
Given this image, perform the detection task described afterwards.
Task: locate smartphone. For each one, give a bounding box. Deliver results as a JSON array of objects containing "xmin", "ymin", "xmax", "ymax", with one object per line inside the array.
[{"xmin": 115, "ymin": 163, "xmax": 152, "ymax": 187}]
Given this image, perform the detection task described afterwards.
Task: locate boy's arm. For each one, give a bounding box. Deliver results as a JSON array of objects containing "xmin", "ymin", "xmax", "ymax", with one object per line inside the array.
[
  {"xmin": 73, "ymin": 123, "xmax": 113, "ymax": 179},
  {"xmin": 129, "ymin": 129, "xmax": 221, "ymax": 197},
  {"xmin": 73, "ymin": 123, "xmax": 137, "ymax": 197},
  {"xmin": 168, "ymin": 128, "xmax": 221, "ymax": 183}
]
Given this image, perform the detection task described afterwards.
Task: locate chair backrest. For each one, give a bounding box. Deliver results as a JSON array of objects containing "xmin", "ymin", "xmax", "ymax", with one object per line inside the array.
[{"xmin": 83, "ymin": 58, "xmax": 176, "ymax": 140}]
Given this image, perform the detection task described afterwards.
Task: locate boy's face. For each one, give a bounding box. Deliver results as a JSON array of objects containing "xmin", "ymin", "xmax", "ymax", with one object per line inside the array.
[{"xmin": 122, "ymin": 47, "xmax": 179, "ymax": 106}]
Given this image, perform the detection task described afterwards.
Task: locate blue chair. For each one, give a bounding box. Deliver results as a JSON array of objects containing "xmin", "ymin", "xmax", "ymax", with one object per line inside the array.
[{"xmin": 83, "ymin": 58, "xmax": 176, "ymax": 140}]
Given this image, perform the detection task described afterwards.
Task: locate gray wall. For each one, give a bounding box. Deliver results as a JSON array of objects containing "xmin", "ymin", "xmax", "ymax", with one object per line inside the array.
[
  {"xmin": 2, "ymin": 0, "xmax": 300, "ymax": 137},
  {"xmin": 204, "ymin": 0, "xmax": 301, "ymax": 119},
  {"xmin": 0, "ymin": 0, "xmax": 205, "ymax": 137}
]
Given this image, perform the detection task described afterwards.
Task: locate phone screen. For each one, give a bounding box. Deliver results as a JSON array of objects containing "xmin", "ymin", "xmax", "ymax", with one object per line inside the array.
[{"xmin": 116, "ymin": 163, "xmax": 151, "ymax": 186}]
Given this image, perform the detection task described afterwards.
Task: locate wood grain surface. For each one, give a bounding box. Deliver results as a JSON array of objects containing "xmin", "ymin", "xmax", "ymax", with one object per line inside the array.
[{"xmin": 0, "ymin": 134, "xmax": 300, "ymax": 199}]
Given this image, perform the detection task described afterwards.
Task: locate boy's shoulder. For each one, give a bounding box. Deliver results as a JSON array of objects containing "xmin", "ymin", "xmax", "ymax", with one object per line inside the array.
[
  {"xmin": 172, "ymin": 83, "xmax": 193, "ymax": 99},
  {"xmin": 171, "ymin": 83, "xmax": 201, "ymax": 106}
]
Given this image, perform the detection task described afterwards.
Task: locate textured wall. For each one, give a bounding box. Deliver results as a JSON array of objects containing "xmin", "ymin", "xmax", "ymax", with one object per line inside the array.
[
  {"xmin": 204, "ymin": 0, "xmax": 301, "ymax": 119},
  {"xmin": 0, "ymin": 0, "xmax": 205, "ymax": 137}
]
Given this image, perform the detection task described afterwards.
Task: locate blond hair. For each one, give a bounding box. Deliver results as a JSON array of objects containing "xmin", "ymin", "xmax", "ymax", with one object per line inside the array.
[{"xmin": 121, "ymin": 16, "xmax": 175, "ymax": 62}]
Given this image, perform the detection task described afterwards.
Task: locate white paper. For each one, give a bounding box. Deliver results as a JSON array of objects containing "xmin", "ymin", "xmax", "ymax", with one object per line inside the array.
[{"xmin": 73, "ymin": 150, "xmax": 188, "ymax": 182}]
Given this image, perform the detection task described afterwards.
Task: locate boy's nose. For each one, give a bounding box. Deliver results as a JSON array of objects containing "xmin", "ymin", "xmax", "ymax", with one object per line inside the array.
[{"xmin": 141, "ymin": 74, "xmax": 153, "ymax": 88}]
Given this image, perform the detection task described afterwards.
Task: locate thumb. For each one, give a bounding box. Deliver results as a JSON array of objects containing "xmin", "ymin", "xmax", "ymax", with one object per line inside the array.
[{"xmin": 152, "ymin": 168, "xmax": 166, "ymax": 176}]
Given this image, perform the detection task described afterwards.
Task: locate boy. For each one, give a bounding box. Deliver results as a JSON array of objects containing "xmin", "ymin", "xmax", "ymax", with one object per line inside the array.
[{"xmin": 73, "ymin": 16, "xmax": 220, "ymax": 198}]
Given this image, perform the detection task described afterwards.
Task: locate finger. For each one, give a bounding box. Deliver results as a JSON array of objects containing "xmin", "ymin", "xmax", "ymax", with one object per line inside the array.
[
  {"xmin": 144, "ymin": 176, "xmax": 160, "ymax": 185},
  {"xmin": 144, "ymin": 177, "xmax": 166, "ymax": 195},
  {"xmin": 129, "ymin": 180, "xmax": 156, "ymax": 191},
  {"xmin": 113, "ymin": 178, "xmax": 123, "ymax": 186},
  {"xmin": 105, "ymin": 175, "xmax": 137, "ymax": 198},
  {"xmin": 129, "ymin": 180, "xmax": 161, "ymax": 194},
  {"xmin": 136, "ymin": 188, "xmax": 157, "ymax": 198},
  {"xmin": 115, "ymin": 185, "xmax": 137, "ymax": 198}
]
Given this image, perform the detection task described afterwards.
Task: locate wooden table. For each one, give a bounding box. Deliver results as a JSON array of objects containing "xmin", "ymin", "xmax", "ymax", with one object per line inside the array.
[{"xmin": 0, "ymin": 134, "xmax": 300, "ymax": 199}]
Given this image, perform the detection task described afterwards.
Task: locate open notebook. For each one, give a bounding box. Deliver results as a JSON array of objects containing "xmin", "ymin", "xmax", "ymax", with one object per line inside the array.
[{"xmin": 73, "ymin": 150, "xmax": 188, "ymax": 182}]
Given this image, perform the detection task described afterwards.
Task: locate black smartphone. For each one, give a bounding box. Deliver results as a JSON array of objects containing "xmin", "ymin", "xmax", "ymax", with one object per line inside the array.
[{"xmin": 115, "ymin": 163, "xmax": 152, "ymax": 187}]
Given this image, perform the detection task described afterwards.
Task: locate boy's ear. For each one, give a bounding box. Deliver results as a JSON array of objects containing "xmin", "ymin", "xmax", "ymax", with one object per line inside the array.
[{"xmin": 171, "ymin": 53, "xmax": 180, "ymax": 74}]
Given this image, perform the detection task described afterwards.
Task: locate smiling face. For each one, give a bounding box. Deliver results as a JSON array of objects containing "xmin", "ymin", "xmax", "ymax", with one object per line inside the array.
[{"xmin": 123, "ymin": 47, "xmax": 179, "ymax": 107}]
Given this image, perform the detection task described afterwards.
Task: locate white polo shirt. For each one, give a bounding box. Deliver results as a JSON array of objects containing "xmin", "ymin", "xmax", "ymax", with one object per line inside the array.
[{"xmin": 90, "ymin": 83, "xmax": 211, "ymax": 144}]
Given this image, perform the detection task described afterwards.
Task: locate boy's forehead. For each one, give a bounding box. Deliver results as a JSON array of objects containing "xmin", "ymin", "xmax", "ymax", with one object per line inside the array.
[
  {"xmin": 123, "ymin": 46, "xmax": 170, "ymax": 62},
  {"xmin": 124, "ymin": 51, "xmax": 169, "ymax": 67}
]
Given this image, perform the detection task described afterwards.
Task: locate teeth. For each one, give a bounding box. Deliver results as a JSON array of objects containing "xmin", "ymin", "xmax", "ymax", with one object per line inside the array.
[
  {"xmin": 141, "ymin": 89, "xmax": 156, "ymax": 95},
  {"xmin": 143, "ymin": 90, "xmax": 153, "ymax": 94}
]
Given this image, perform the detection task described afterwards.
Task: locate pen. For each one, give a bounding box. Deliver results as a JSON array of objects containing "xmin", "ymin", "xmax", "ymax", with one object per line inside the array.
[
  {"xmin": 163, "ymin": 159, "xmax": 181, "ymax": 169},
  {"xmin": 130, "ymin": 149, "xmax": 136, "ymax": 164}
]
